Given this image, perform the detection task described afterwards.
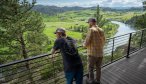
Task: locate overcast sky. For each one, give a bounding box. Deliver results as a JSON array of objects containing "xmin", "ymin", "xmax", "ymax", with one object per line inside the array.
[{"xmin": 32, "ymin": 0, "xmax": 145, "ymax": 7}]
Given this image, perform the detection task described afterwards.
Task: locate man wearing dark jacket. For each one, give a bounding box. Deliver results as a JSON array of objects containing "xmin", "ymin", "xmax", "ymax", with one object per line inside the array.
[{"xmin": 51, "ymin": 28, "xmax": 83, "ymax": 84}]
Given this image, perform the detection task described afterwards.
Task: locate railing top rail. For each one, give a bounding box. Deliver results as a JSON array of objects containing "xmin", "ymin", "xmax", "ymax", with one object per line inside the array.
[
  {"xmin": 0, "ymin": 28, "xmax": 146, "ymax": 68},
  {"xmin": 0, "ymin": 45, "xmax": 83, "ymax": 68},
  {"xmin": 0, "ymin": 54, "xmax": 49, "ymax": 68}
]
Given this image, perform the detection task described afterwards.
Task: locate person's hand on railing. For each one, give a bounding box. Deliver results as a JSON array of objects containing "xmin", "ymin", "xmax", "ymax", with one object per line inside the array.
[
  {"xmin": 82, "ymin": 41, "xmax": 87, "ymax": 49},
  {"xmin": 51, "ymin": 54, "xmax": 55, "ymax": 63},
  {"xmin": 83, "ymin": 42, "xmax": 85, "ymax": 47},
  {"xmin": 50, "ymin": 49, "xmax": 60, "ymax": 63},
  {"xmin": 51, "ymin": 48, "xmax": 56, "ymax": 63},
  {"xmin": 81, "ymin": 40, "xmax": 85, "ymax": 47}
]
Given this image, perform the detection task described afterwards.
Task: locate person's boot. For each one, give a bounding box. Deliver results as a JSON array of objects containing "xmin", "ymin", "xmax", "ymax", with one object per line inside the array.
[
  {"xmin": 86, "ymin": 77, "xmax": 94, "ymax": 84},
  {"xmin": 86, "ymin": 80, "xmax": 94, "ymax": 84},
  {"xmin": 86, "ymin": 74, "xmax": 89, "ymax": 78},
  {"xmin": 94, "ymin": 80, "xmax": 101, "ymax": 84},
  {"xmin": 86, "ymin": 74, "xmax": 95, "ymax": 84}
]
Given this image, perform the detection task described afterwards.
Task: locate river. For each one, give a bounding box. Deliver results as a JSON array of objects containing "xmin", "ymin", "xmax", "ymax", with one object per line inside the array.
[
  {"xmin": 105, "ymin": 21, "xmax": 136, "ymax": 55},
  {"xmin": 111, "ymin": 21, "xmax": 136, "ymax": 37}
]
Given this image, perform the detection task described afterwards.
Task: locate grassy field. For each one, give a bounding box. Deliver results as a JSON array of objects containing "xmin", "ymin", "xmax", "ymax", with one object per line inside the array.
[
  {"xmin": 43, "ymin": 10, "xmax": 110, "ymax": 40},
  {"xmin": 104, "ymin": 11, "xmax": 144, "ymax": 22},
  {"xmin": 44, "ymin": 22, "xmax": 87, "ymax": 40},
  {"xmin": 43, "ymin": 9, "xmax": 143, "ymax": 42}
]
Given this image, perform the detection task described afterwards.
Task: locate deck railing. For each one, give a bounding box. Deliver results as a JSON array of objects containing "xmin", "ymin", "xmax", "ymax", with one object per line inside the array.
[{"xmin": 0, "ymin": 29, "xmax": 146, "ymax": 84}]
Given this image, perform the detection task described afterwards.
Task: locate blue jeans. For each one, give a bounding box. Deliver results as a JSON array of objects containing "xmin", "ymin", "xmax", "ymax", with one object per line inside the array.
[{"xmin": 65, "ymin": 69, "xmax": 83, "ymax": 84}]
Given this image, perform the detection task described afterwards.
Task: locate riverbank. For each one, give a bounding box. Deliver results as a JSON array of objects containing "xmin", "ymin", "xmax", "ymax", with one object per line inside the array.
[
  {"xmin": 104, "ymin": 21, "xmax": 136, "ymax": 56},
  {"xmin": 111, "ymin": 21, "xmax": 136, "ymax": 37}
]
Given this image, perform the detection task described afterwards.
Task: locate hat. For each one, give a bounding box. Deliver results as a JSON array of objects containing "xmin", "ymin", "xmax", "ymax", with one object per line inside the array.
[
  {"xmin": 54, "ymin": 28, "xmax": 66, "ymax": 34},
  {"xmin": 87, "ymin": 18, "xmax": 97, "ymax": 23}
]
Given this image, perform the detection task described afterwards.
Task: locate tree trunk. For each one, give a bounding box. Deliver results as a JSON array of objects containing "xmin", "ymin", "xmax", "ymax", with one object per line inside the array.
[{"xmin": 19, "ymin": 35, "xmax": 35, "ymax": 84}]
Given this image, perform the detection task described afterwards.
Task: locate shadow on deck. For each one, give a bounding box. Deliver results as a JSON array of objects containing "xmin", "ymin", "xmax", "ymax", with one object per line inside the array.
[{"xmin": 83, "ymin": 48, "xmax": 146, "ymax": 84}]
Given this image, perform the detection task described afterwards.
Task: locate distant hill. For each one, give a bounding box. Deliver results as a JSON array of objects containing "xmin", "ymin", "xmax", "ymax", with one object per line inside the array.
[
  {"xmin": 32, "ymin": 5, "xmax": 86, "ymax": 15},
  {"xmin": 102, "ymin": 7, "xmax": 143, "ymax": 12},
  {"xmin": 32, "ymin": 5, "xmax": 143, "ymax": 15}
]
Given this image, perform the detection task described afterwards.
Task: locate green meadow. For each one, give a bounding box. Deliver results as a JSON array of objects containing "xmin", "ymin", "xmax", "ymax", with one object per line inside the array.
[
  {"xmin": 43, "ymin": 10, "xmax": 105, "ymax": 40},
  {"xmin": 44, "ymin": 22, "xmax": 85, "ymax": 40},
  {"xmin": 43, "ymin": 9, "xmax": 142, "ymax": 41}
]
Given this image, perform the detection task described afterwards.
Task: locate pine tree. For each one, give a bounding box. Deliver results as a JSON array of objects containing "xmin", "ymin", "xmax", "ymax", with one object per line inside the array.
[
  {"xmin": 0, "ymin": 0, "xmax": 48, "ymax": 61},
  {"xmin": 0, "ymin": 0, "xmax": 49, "ymax": 83},
  {"xmin": 143, "ymin": 1, "xmax": 146, "ymax": 11},
  {"xmin": 94, "ymin": 5, "xmax": 109, "ymax": 28}
]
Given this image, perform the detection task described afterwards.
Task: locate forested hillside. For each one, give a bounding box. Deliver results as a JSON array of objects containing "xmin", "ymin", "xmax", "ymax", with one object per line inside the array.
[
  {"xmin": 32, "ymin": 5, "xmax": 86, "ymax": 15},
  {"xmin": 126, "ymin": 13, "xmax": 146, "ymax": 29},
  {"xmin": 32, "ymin": 5, "xmax": 143, "ymax": 15}
]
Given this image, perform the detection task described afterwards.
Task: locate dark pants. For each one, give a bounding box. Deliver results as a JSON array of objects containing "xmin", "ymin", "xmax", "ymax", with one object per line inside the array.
[
  {"xmin": 87, "ymin": 56, "xmax": 103, "ymax": 82},
  {"xmin": 65, "ymin": 68, "xmax": 83, "ymax": 84}
]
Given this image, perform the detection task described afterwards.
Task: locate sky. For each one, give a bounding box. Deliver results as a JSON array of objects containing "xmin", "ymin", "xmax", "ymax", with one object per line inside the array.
[{"xmin": 31, "ymin": 0, "xmax": 146, "ymax": 7}]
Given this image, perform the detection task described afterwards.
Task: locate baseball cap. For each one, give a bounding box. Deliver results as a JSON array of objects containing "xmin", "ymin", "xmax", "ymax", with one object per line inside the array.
[
  {"xmin": 87, "ymin": 18, "xmax": 97, "ymax": 23},
  {"xmin": 54, "ymin": 28, "xmax": 66, "ymax": 34}
]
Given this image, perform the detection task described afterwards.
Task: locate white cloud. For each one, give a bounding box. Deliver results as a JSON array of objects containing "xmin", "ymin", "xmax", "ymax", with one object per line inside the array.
[
  {"xmin": 88, "ymin": 0, "xmax": 143, "ymax": 7},
  {"xmin": 58, "ymin": 2, "xmax": 81, "ymax": 7},
  {"xmin": 36, "ymin": 0, "xmax": 144, "ymax": 7},
  {"xmin": 39, "ymin": 2, "xmax": 82, "ymax": 7}
]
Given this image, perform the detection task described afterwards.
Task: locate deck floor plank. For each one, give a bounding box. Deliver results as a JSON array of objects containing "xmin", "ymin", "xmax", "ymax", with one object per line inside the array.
[{"xmin": 84, "ymin": 48, "xmax": 146, "ymax": 84}]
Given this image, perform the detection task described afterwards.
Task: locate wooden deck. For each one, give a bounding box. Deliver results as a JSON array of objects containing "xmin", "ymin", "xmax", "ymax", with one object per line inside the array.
[{"xmin": 84, "ymin": 48, "xmax": 146, "ymax": 84}]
